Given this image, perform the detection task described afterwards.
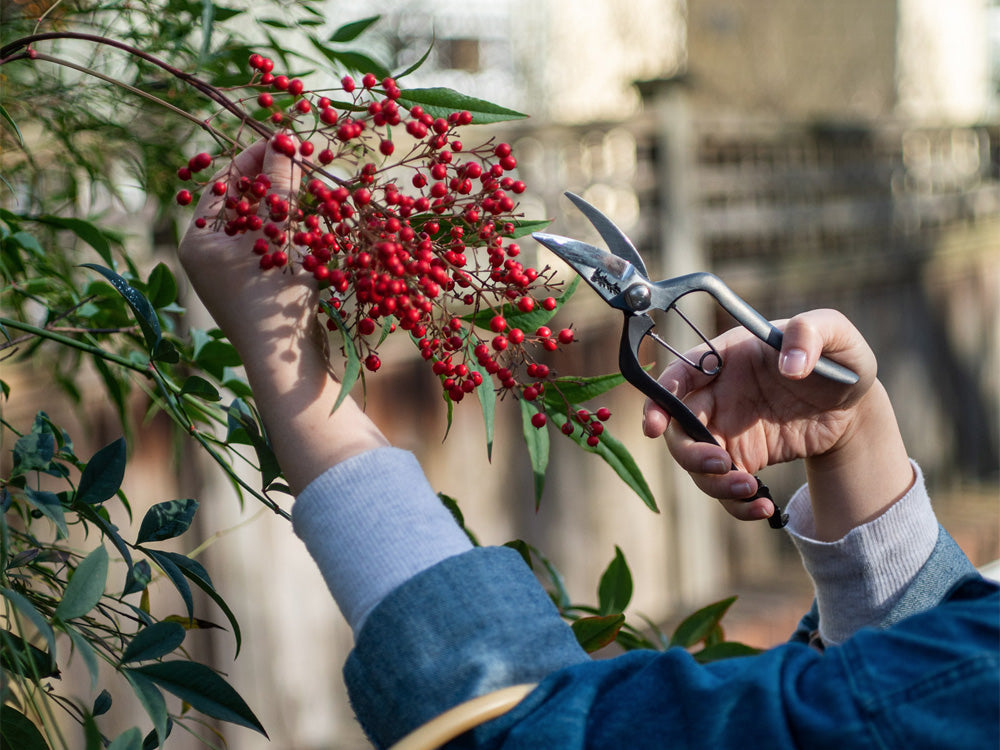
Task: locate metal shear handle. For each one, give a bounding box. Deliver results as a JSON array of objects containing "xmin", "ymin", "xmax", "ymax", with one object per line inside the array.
[{"xmin": 643, "ymin": 272, "xmax": 859, "ymax": 386}]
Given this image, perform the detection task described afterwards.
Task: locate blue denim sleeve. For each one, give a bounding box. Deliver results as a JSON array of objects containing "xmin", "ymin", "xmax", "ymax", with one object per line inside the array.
[
  {"xmin": 343, "ymin": 546, "xmax": 589, "ymax": 748},
  {"xmin": 478, "ymin": 577, "xmax": 998, "ymax": 750}
]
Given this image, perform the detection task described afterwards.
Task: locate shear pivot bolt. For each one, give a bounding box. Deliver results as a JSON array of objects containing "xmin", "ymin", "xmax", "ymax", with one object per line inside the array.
[{"xmin": 624, "ymin": 284, "xmax": 651, "ymax": 311}]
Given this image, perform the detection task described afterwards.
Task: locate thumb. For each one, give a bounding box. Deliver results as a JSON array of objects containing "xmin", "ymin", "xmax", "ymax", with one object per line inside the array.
[{"xmin": 262, "ymin": 133, "xmax": 303, "ymax": 196}]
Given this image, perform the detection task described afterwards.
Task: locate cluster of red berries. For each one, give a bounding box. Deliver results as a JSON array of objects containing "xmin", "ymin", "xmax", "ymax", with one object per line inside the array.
[{"xmin": 176, "ymin": 53, "xmax": 612, "ymax": 443}]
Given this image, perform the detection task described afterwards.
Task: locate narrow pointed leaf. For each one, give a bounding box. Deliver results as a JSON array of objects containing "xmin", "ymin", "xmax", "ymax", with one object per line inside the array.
[
  {"xmin": 669, "ymin": 596, "xmax": 738, "ymax": 649},
  {"xmin": 0, "ymin": 706, "xmax": 49, "ymax": 750},
  {"xmin": 81, "ymin": 264, "xmax": 161, "ymax": 354},
  {"xmin": 144, "ymin": 550, "xmax": 193, "ymax": 619},
  {"xmin": 329, "ymin": 15, "xmax": 379, "ymax": 42},
  {"xmin": 320, "ymin": 301, "xmax": 360, "ymax": 411},
  {"xmin": 64, "ymin": 625, "xmax": 100, "ymax": 689},
  {"xmin": 123, "ymin": 670, "xmax": 168, "ymax": 747},
  {"xmin": 179, "ymin": 376, "xmax": 221, "ymax": 402},
  {"xmin": 130, "ymin": 661, "xmax": 266, "ymax": 735},
  {"xmin": 397, "ymin": 88, "xmax": 527, "ymax": 124},
  {"xmin": 571, "ymin": 614, "xmax": 625, "ymax": 653},
  {"xmin": 76, "ymin": 437, "xmax": 126, "ymax": 505},
  {"xmin": 37, "ymin": 216, "xmax": 113, "ymax": 266},
  {"xmin": 120, "ymin": 621, "xmax": 186, "ymax": 665},
  {"xmin": 519, "ymin": 398, "xmax": 549, "ymax": 506},
  {"xmin": 156, "ymin": 551, "xmax": 241, "ymax": 658},
  {"xmin": 693, "ymin": 640, "xmax": 761, "ymax": 663},
  {"xmin": 597, "ymin": 546, "xmax": 633, "ymax": 615},
  {"xmin": 55, "ymin": 546, "xmax": 108, "ymax": 621},
  {"xmin": 136, "ymin": 499, "xmax": 198, "ymax": 545},
  {"xmin": 1, "ymin": 587, "xmax": 57, "ymax": 661},
  {"xmin": 24, "ymin": 488, "xmax": 68, "ymax": 538},
  {"xmin": 549, "ymin": 412, "xmax": 657, "ymax": 511},
  {"xmin": 541, "ymin": 371, "xmax": 629, "ymax": 407},
  {"xmin": 0, "ymin": 103, "xmax": 23, "ymax": 146}
]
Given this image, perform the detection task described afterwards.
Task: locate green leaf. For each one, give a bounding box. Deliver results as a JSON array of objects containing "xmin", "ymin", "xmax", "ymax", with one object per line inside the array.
[
  {"xmin": 669, "ymin": 596, "xmax": 738, "ymax": 649},
  {"xmin": 107, "ymin": 728, "xmax": 143, "ymax": 750},
  {"xmin": 519, "ymin": 398, "xmax": 549, "ymax": 506},
  {"xmin": 146, "ymin": 263, "xmax": 178, "ymax": 309},
  {"xmin": 120, "ymin": 621, "xmax": 186, "ymax": 664},
  {"xmin": 0, "ymin": 630, "xmax": 58, "ymax": 678},
  {"xmin": 144, "ymin": 550, "xmax": 193, "ymax": 620},
  {"xmin": 437, "ymin": 493, "xmax": 479, "ymax": 546},
  {"xmin": 542, "ymin": 371, "xmax": 629, "ymax": 407},
  {"xmin": 93, "ymin": 690, "xmax": 113, "ymax": 717},
  {"xmin": 465, "ymin": 276, "xmax": 579, "ymax": 333},
  {"xmin": 1, "ymin": 588, "xmax": 57, "ymax": 663},
  {"xmin": 129, "ymin": 661, "xmax": 266, "ymax": 735},
  {"xmin": 0, "ymin": 103, "xmax": 23, "ymax": 147},
  {"xmin": 225, "ymin": 399, "xmax": 282, "ymax": 489},
  {"xmin": 397, "ymin": 88, "xmax": 527, "ymax": 124},
  {"xmin": 153, "ymin": 551, "xmax": 242, "ymax": 658},
  {"xmin": 0, "ymin": 706, "xmax": 49, "ymax": 750},
  {"xmin": 693, "ymin": 640, "xmax": 762, "ymax": 663},
  {"xmin": 329, "ymin": 15, "xmax": 379, "ymax": 42},
  {"xmin": 55, "ymin": 546, "xmax": 109, "ymax": 621},
  {"xmin": 136, "ymin": 499, "xmax": 198, "ymax": 545},
  {"xmin": 571, "ymin": 614, "xmax": 626, "ymax": 653},
  {"xmin": 76, "ymin": 437, "xmax": 126, "ymax": 505},
  {"xmin": 81, "ymin": 264, "xmax": 161, "ymax": 355},
  {"xmin": 24, "ymin": 488, "xmax": 69, "ymax": 538},
  {"xmin": 37, "ymin": 217, "xmax": 113, "ymax": 266},
  {"xmin": 11, "ymin": 430, "xmax": 55, "ymax": 475},
  {"xmin": 549, "ymin": 412, "xmax": 657, "ymax": 511},
  {"xmin": 395, "ymin": 42, "xmax": 433, "ymax": 79},
  {"xmin": 64, "ymin": 624, "xmax": 100, "ymax": 689},
  {"xmin": 508, "ymin": 218, "xmax": 554, "ymax": 239},
  {"xmin": 191, "ymin": 335, "xmax": 241, "ymax": 379},
  {"xmin": 307, "ymin": 35, "xmax": 389, "ymax": 79},
  {"xmin": 320, "ymin": 301, "xmax": 361, "ymax": 412},
  {"xmin": 597, "ymin": 546, "xmax": 633, "ymax": 615},
  {"xmin": 179, "ymin": 375, "xmax": 221, "ymax": 402},
  {"xmin": 123, "ymin": 670, "xmax": 168, "ymax": 748}
]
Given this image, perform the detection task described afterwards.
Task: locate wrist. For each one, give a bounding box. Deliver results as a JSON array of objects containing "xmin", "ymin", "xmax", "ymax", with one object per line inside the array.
[{"xmin": 804, "ymin": 381, "xmax": 914, "ymax": 541}]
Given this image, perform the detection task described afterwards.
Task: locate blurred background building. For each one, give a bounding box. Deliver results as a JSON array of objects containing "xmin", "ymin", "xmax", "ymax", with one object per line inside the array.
[{"xmin": 5, "ymin": 1, "xmax": 997, "ymax": 747}]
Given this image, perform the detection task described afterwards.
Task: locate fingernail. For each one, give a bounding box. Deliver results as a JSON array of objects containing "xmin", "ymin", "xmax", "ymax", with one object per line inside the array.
[
  {"xmin": 703, "ymin": 457, "xmax": 728, "ymax": 474},
  {"xmin": 731, "ymin": 479, "xmax": 755, "ymax": 497},
  {"xmin": 779, "ymin": 348, "xmax": 808, "ymax": 378}
]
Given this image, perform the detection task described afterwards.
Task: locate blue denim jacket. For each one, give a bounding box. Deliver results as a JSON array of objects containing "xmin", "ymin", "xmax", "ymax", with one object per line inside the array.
[{"xmin": 345, "ymin": 530, "xmax": 998, "ymax": 749}]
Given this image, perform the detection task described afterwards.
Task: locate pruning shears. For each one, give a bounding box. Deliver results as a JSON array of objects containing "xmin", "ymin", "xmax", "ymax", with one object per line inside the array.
[{"xmin": 532, "ymin": 192, "xmax": 859, "ymax": 529}]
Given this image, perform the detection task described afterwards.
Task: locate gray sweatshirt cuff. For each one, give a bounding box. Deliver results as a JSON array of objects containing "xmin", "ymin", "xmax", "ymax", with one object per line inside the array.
[
  {"xmin": 291, "ymin": 447, "xmax": 473, "ymax": 633},
  {"xmin": 785, "ymin": 461, "xmax": 939, "ymax": 645}
]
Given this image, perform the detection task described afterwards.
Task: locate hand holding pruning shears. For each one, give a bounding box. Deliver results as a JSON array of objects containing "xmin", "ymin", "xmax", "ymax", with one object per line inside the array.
[{"xmin": 533, "ymin": 193, "xmax": 876, "ymax": 528}]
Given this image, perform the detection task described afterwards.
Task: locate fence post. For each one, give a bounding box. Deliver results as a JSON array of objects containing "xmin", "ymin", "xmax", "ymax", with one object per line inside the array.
[{"xmin": 637, "ymin": 77, "xmax": 726, "ymax": 604}]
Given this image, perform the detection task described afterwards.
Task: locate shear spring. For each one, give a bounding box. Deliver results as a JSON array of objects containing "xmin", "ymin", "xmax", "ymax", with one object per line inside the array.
[{"xmin": 646, "ymin": 305, "xmax": 723, "ymax": 376}]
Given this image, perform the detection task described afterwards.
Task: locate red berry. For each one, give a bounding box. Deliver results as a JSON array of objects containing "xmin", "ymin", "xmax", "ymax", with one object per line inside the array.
[
  {"xmin": 492, "ymin": 335, "xmax": 508, "ymax": 351},
  {"xmin": 288, "ymin": 78, "xmax": 304, "ymax": 96},
  {"xmin": 358, "ymin": 317, "xmax": 376, "ymax": 335},
  {"xmin": 189, "ymin": 152, "xmax": 212, "ymax": 171},
  {"xmin": 535, "ymin": 326, "xmax": 551, "ymax": 338},
  {"xmin": 558, "ymin": 328, "xmax": 574, "ymax": 344},
  {"xmin": 319, "ymin": 148, "xmax": 335, "ymax": 164},
  {"xmin": 494, "ymin": 143, "xmax": 512, "ymax": 158},
  {"xmin": 365, "ymin": 353, "xmax": 381, "ymax": 372},
  {"xmin": 596, "ymin": 407, "xmax": 612, "ymax": 421},
  {"xmin": 175, "ymin": 189, "xmax": 193, "ymax": 206},
  {"xmin": 542, "ymin": 297, "xmax": 557, "ymax": 311},
  {"xmin": 586, "ymin": 435, "xmax": 600, "ymax": 447},
  {"xmin": 342, "ymin": 75, "xmax": 355, "ymax": 92},
  {"xmin": 257, "ymin": 92, "xmax": 274, "ymax": 108},
  {"xmin": 489, "ymin": 315, "xmax": 507, "ymax": 333},
  {"xmin": 561, "ymin": 422, "xmax": 574, "ymax": 436},
  {"xmin": 509, "ymin": 328, "xmax": 524, "ymax": 344},
  {"xmin": 362, "ymin": 72, "xmax": 378, "ymax": 88},
  {"xmin": 299, "ymin": 141, "xmax": 314, "ymax": 156},
  {"xmin": 380, "ymin": 139, "xmax": 395, "ymax": 156},
  {"xmin": 531, "ymin": 412, "xmax": 547, "ymax": 428},
  {"xmin": 177, "ymin": 166, "xmax": 192, "ymax": 181},
  {"xmin": 516, "ymin": 296, "xmax": 535, "ymax": 313}
]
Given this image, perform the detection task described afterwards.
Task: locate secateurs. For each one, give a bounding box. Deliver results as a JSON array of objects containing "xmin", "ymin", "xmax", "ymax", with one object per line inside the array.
[{"xmin": 532, "ymin": 192, "xmax": 859, "ymax": 529}]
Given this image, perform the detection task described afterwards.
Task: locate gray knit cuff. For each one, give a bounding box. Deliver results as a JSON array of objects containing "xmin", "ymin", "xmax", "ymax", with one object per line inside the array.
[
  {"xmin": 785, "ymin": 461, "xmax": 938, "ymax": 645},
  {"xmin": 292, "ymin": 447, "xmax": 473, "ymax": 634}
]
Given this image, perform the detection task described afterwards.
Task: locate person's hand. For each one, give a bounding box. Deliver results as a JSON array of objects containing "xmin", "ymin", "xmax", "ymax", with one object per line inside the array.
[
  {"xmin": 642, "ymin": 309, "xmax": 912, "ymax": 539},
  {"xmin": 177, "ymin": 138, "xmax": 388, "ymax": 493},
  {"xmin": 178, "ymin": 137, "xmax": 317, "ymax": 358}
]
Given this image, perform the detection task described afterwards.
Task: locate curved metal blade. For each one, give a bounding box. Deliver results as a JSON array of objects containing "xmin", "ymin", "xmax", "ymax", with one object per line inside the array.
[
  {"xmin": 564, "ymin": 191, "xmax": 648, "ymax": 278},
  {"xmin": 532, "ymin": 232, "xmax": 638, "ymax": 305}
]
